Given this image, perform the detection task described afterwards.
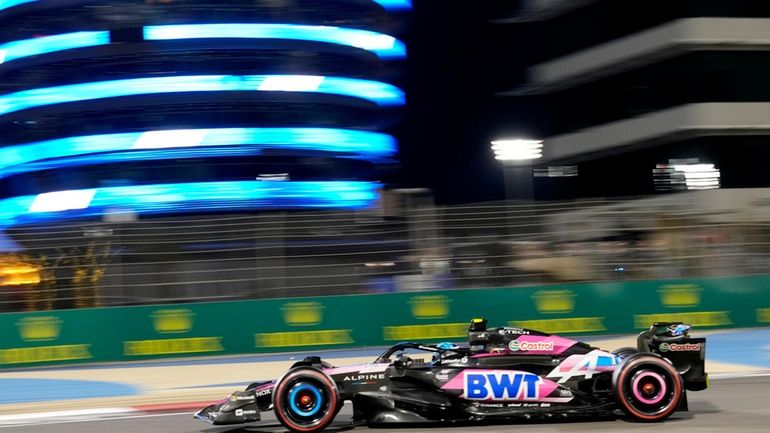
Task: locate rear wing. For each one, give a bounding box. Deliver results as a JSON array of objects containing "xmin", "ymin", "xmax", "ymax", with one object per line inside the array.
[{"xmin": 637, "ymin": 322, "xmax": 707, "ymax": 391}]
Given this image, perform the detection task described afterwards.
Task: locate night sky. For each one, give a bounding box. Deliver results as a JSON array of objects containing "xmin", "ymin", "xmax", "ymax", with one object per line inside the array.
[
  {"xmin": 397, "ymin": 1, "xmax": 525, "ymax": 204},
  {"xmin": 399, "ymin": 1, "xmax": 770, "ymax": 204}
]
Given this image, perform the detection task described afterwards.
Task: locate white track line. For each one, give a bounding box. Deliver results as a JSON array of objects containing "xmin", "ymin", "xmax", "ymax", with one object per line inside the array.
[
  {"xmin": 0, "ymin": 411, "xmax": 190, "ymax": 428},
  {"xmin": 709, "ymin": 371, "xmax": 770, "ymax": 379},
  {"xmin": 0, "ymin": 407, "xmax": 135, "ymax": 423}
]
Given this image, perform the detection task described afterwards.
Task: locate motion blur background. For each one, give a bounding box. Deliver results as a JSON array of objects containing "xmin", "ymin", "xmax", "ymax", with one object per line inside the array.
[{"xmin": 3, "ymin": 0, "xmax": 770, "ymax": 313}]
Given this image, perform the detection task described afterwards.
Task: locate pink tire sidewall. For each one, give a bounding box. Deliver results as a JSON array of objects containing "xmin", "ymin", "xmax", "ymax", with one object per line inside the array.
[
  {"xmin": 273, "ymin": 369, "xmax": 339, "ymax": 433},
  {"xmin": 631, "ymin": 371, "xmax": 667, "ymax": 404},
  {"xmin": 614, "ymin": 355, "xmax": 682, "ymax": 422}
]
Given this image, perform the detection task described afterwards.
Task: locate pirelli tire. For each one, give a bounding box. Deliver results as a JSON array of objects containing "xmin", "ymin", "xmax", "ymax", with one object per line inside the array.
[
  {"xmin": 273, "ymin": 367, "xmax": 341, "ymax": 433},
  {"xmin": 612, "ymin": 353, "xmax": 683, "ymax": 422}
]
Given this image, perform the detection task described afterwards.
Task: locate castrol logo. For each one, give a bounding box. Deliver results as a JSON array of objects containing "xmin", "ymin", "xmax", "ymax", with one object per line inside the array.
[
  {"xmin": 659, "ymin": 342, "xmax": 702, "ymax": 352},
  {"xmin": 508, "ymin": 340, "xmax": 554, "ymax": 352}
]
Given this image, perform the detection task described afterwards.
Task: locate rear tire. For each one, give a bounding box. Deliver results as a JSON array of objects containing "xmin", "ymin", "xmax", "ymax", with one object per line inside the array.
[
  {"xmin": 612, "ymin": 354, "xmax": 683, "ymax": 422},
  {"xmin": 273, "ymin": 368, "xmax": 340, "ymax": 433}
]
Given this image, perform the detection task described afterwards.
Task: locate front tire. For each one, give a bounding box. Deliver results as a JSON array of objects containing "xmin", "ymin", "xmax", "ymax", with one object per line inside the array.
[
  {"xmin": 273, "ymin": 368, "xmax": 340, "ymax": 433},
  {"xmin": 612, "ymin": 354, "xmax": 683, "ymax": 422}
]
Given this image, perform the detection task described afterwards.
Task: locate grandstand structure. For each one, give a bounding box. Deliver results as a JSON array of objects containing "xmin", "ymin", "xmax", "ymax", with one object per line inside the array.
[{"xmin": 0, "ymin": 0, "xmax": 409, "ymax": 308}]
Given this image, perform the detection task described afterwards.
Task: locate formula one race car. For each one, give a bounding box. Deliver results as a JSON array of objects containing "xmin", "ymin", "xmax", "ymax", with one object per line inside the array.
[{"xmin": 195, "ymin": 318, "xmax": 707, "ymax": 432}]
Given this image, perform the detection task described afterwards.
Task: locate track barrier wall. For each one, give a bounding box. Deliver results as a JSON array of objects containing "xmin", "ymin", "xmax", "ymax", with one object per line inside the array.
[{"xmin": 1, "ymin": 275, "xmax": 769, "ymax": 368}]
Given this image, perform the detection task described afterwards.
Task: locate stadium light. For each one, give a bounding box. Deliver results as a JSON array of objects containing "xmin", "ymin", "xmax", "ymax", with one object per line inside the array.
[
  {"xmin": 490, "ymin": 139, "xmax": 544, "ymax": 161},
  {"xmin": 490, "ymin": 138, "xmax": 543, "ymax": 202}
]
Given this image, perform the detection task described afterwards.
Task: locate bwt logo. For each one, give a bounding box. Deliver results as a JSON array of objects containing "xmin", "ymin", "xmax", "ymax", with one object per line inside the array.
[{"xmin": 463, "ymin": 372, "xmax": 542, "ymax": 400}]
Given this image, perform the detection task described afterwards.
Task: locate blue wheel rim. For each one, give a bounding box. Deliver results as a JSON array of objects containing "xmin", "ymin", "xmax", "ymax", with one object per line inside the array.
[{"xmin": 288, "ymin": 383, "xmax": 323, "ymax": 417}]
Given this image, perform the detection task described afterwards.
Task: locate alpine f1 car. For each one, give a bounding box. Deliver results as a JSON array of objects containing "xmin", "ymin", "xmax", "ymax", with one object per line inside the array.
[{"xmin": 195, "ymin": 318, "xmax": 707, "ymax": 432}]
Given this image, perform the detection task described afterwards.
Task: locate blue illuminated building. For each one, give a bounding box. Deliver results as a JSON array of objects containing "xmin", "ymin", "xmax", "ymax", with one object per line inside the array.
[
  {"xmin": 0, "ymin": 0, "xmax": 408, "ymax": 228},
  {"xmin": 0, "ymin": 0, "xmax": 411, "ymax": 13},
  {"xmin": 0, "ymin": 180, "xmax": 380, "ymax": 227}
]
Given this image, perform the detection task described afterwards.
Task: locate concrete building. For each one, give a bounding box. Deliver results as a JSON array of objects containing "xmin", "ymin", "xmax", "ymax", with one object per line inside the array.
[{"xmin": 499, "ymin": 0, "xmax": 770, "ymax": 198}]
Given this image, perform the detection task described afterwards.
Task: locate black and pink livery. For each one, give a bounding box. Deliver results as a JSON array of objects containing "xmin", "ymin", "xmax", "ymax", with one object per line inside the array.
[{"xmin": 195, "ymin": 319, "xmax": 708, "ymax": 432}]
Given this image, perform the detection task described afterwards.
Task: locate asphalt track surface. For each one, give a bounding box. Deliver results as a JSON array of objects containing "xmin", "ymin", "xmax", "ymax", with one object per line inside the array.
[{"xmin": 5, "ymin": 376, "xmax": 768, "ymax": 433}]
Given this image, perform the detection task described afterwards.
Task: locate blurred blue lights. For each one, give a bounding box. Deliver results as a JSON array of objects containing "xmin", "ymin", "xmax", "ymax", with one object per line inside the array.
[
  {"xmin": 372, "ymin": 0, "xmax": 412, "ymax": 10},
  {"xmin": 0, "ymin": 0, "xmax": 35, "ymax": 12},
  {"xmin": 0, "ymin": 75, "xmax": 405, "ymax": 116},
  {"xmin": 144, "ymin": 24, "xmax": 405, "ymax": 59},
  {"xmin": 0, "ymin": 0, "xmax": 411, "ymax": 12},
  {"xmin": 0, "ymin": 31, "xmax": 110, "ymax": 65},
  {"xmin": 0, "ymin": 24, "xmax": 403, "ymax": 65},
  {"xmin": 0, "ymin": 181, "xmax": 379, "ymax": 227},
  {"xmin": 0, "ymin": 6, "xmax": 406, "ymax": 228},
  {"xmin": 0, "ymin": 128, "xmax": 397, "ymax": 178}
]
